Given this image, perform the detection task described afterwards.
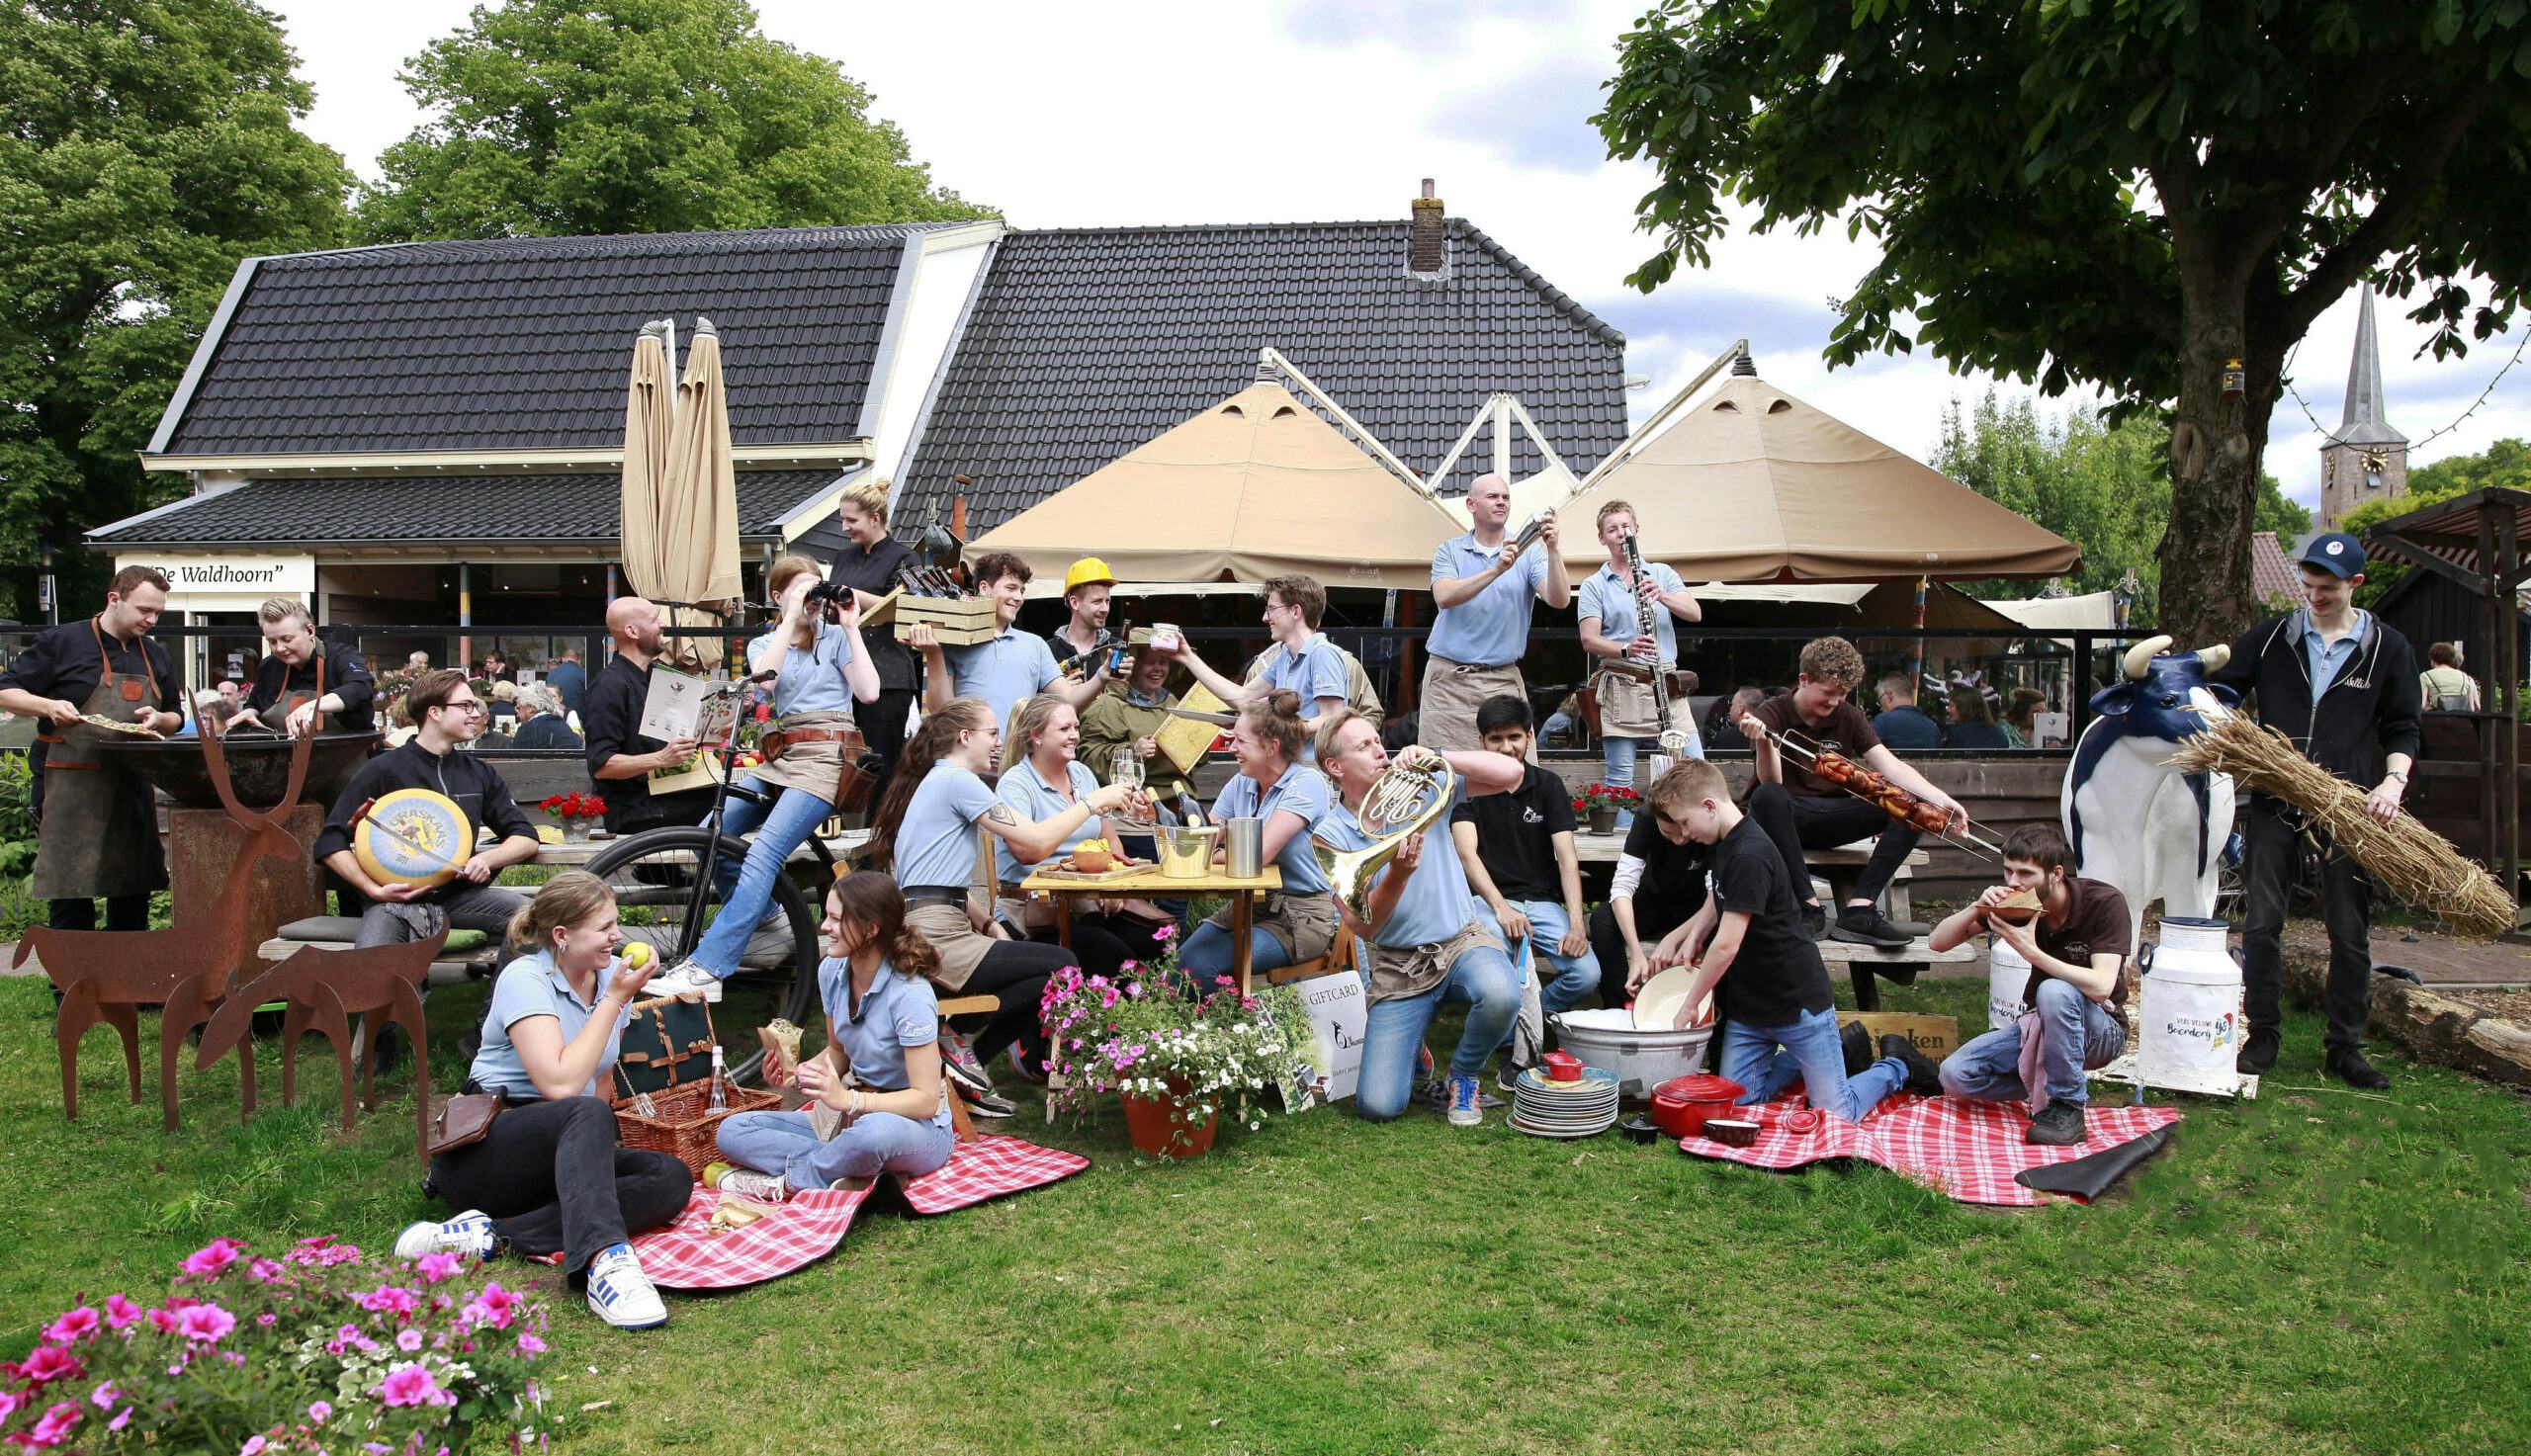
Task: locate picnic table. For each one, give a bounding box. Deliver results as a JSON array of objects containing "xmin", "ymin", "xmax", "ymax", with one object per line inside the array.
[{"xmin": 1016, "ymin": 864, "xmax": 1284, "ymax": 995}]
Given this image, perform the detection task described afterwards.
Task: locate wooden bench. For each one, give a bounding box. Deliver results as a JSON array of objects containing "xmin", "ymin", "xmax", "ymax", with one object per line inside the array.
[
  {"xmin": 1266, "ymin": 923, "xmax": 1357, "ymax": 987},
  {"xmin": 1816, "ymin": 936, "xmax": 1979, "ymax": 1012},
  {"xmin": 1570, "ymin": 834, "xmax": 1928, "ymax": 921}
]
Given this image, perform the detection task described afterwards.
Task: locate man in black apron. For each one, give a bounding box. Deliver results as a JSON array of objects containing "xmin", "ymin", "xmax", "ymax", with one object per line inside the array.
[
  {"xmin": 245, "ymin": 597, "xmax": 376, "ymax": 736},
  {"xmin": 0, "ymin": 565, "xmax": 185, "ymax": 931}
]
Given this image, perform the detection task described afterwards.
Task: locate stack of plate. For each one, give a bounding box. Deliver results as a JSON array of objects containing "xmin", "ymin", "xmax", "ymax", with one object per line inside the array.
[{"xmin": 1508, "ymin": 1066, "xmax": 1620, "ymax": 1139}]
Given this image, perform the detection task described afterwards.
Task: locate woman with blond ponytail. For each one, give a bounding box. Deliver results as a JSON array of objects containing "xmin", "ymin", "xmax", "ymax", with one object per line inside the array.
[
  {"xmin": 823, "ymin": 477, "xmax": 922, "ymax": 803},
  {"xmin": 392, "ymin": 872, "xmax": 690, "ymax": 1330}
]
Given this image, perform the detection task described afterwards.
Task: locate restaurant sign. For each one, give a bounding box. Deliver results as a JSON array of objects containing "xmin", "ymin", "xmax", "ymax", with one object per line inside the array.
[{"xmin": 114, "ymin": 553, "xmax": 315, "ymax": 608}]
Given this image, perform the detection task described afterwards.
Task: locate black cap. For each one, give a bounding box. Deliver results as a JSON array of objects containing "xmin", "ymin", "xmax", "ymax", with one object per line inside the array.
[{"xmin": 2298, "ymin": 533, "xmax": 2366, "ymax": 579}]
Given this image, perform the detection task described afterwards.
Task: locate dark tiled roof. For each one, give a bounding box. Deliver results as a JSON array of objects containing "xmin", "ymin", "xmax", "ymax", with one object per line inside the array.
[
  {"xmin": 161, "ymin": 227, "xmax": 939, "ymax": 456},
  {"xmin": 894, "ymin": 220, "xmax": 1628, "ymax": 540},
  {"xmin": 88, "ymin": 471, "xmax": 842, "ymax": 548},
  {"xmin": 2250, "ymin": 530, "xmax": 2300, "ymax": 608}
]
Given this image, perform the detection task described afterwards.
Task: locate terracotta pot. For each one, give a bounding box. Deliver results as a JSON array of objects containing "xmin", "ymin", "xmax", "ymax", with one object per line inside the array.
[{"xmin": 1120, "ymin": 1078, "xmax": 1218, "ymax": 1158}]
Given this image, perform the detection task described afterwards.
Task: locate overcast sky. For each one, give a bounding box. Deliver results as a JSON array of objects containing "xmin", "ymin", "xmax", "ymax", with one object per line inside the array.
[{"xmin": 269, "ymin": 0, "xmax": 2527, "ymax": 510}]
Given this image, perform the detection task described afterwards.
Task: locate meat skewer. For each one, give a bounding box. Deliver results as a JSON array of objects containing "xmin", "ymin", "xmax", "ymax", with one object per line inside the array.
[{"xmin": 1776, "ymin": 731, "xmax": 2003, "ymax": 859}]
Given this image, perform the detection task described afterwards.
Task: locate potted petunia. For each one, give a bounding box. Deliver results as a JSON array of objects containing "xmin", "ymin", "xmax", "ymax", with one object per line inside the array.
[
  {"xmin": 538, "ymin": 790, "xmax": 608, "ymax": 842},
  {"xmin": 1038, "ymin": 925, "xmax": 1319, "ymax": 1158},
  {"xmin": 0, "ymin": 1234, "xmax": 552, "ymax": 1453}
]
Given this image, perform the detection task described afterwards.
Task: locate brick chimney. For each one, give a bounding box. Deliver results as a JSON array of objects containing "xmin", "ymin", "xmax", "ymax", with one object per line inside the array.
[{"xmin": 1408, "ymin": 178, "xmax": 1447, "ymax": 278}]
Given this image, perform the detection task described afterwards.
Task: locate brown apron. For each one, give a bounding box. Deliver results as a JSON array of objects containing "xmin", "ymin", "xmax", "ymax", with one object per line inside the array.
[
  {"xmin": 256, "ymin": 651, "xmax": 325, "ymax": 734},
  {"xmin": 31, "ymin": 621, "xmax": 167, "ymax": 900},
  {"xmin": 751, "ymin": 710, "xmax": 850, "ymax": 803}
]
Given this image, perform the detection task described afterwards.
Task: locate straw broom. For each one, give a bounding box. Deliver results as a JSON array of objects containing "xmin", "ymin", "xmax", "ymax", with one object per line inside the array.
[{"xmin": 2166, "ymin": 712, "xmax": 2516, "ymax": 938}]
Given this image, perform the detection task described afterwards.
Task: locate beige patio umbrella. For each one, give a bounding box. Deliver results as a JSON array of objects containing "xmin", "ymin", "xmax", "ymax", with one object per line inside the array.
[
  {"xmin": 621, "ymin": 316, "xmax": 742, "ymax": 671},
  {"xmin": 1561, "ymin": 373, "xmax": 2080, "ymax": 581},
  {"xmin": 971, "ymin": 382, "xmax": 1464, "ymax": 588}
]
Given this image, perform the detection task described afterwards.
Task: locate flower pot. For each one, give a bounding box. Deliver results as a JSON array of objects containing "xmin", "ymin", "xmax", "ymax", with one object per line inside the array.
[
  {"xmin": 1120, "ymin": 1078, "xmax": 1218, "ymax": 1158},
  {"xmin": 563, "ymin": 817, "xmax": 593, "ymax": 843},
  {"xmin": 1588, "ymin": 806, "xmax": 1619, "ymax": 835}
]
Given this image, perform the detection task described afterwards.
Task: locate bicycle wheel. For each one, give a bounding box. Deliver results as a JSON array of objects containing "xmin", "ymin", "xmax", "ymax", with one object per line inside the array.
[{"xmin": 582, "ymin": 826, "xmax": 818, "ymax": 1082}]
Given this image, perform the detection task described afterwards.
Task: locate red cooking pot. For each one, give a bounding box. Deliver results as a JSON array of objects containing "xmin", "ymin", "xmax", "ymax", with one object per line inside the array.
[{"xmin": 1650, "ymin": 1073, "xmax": 1745, "ymax": 1140}]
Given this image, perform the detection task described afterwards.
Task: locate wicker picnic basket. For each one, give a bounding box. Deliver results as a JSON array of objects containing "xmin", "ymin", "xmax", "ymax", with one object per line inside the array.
[{"xmin": 610, "ymin": 997, "xmax": 780, "ymax": 1178}]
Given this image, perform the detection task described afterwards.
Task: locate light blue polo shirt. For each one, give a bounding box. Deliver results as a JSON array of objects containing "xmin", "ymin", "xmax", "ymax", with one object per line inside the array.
[
  {"xmin": 992, "ymin": 756, "xmax": 1102, "ymax": 883},
  {"xmin": 748, "ymin": 619, "xmax": 858, "ymax": 718},
  {"xmin": 1577, "ymin": 561, "xmax": 1689, "ymax": 663},
  {"xmin": 1316, "ymin": 783, "xmax": 1480, "ymax": 948},
  {"xmin": 1254, "ymin": 633, "xmax": 1349, "ymax": 762},
  {"xmin": 468, "ymin": 950, "xmax": 633, "ymax": 1100},
  {"xmin": 894, "ymin": 761, "xmax": 1000, "ymax": 889},
  {"xmin": 948, "ymin": 626, "xmax": 1060, "ymax": 728},
  {"xmin": 1211, "ymin": 761, "xmax": 1335, "ymax": 896},
  {"xmin": 1427, "ymin": 532, "xmax": 1547, "ymax": 666},
  {"xmin": 2300, "ymin": 608, "xmax": 2371, "ymax": 695},
  {"xmin": 818, "ymin": 956, "xmax": 953, "ymax": 1132}
]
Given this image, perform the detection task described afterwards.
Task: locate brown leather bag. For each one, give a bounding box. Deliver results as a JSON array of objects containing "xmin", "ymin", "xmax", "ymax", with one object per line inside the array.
[{"xmin": 426, "ymin": 1091, "xmax": 506, "ymax": 1158}]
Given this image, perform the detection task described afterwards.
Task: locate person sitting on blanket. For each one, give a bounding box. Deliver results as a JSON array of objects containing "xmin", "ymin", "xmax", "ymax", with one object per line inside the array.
[
  {"xmin": 1927, "ymin": 823, "xmax": 2133, "ymax": 1147},
  {"xmin": 1313, "ymin": 710, "xmax": 1526, "ymax": 1126},
  {"xmin": 713, "ymin": 873, "xmax": 957, "ymax": 1202},
  {"xmin": 394, "ymin": 871, "xmax": 691, "ymax": 1331},
  {"xmin": 1625, "ymin": 759, "xmax": 1938, "ymax": 1122},
  {"xmin": 1450, "ymin": 693, "xmax": 1600, "ymax": 1085}
]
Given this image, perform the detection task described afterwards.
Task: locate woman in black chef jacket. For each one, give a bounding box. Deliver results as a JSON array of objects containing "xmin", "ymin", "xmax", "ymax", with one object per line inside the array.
[{"xmin": 821, "ymin": 476, "xmax": 922, "ymax": 808}]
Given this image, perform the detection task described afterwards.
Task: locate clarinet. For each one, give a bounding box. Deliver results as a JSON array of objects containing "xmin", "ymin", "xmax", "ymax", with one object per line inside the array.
[{"xmin": 1618, "ymin": 527, "xmax": 1673, "ymax": 735}]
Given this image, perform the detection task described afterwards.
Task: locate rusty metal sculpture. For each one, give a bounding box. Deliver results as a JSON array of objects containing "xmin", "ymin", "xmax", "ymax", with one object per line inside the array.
[
  {"xmin": 198, "ymin": 929, "xmax": 442, "ymax": 1159},
  {"xmin": 19, "ymin": 724, "xmax": 314, "ymax": 1130}
]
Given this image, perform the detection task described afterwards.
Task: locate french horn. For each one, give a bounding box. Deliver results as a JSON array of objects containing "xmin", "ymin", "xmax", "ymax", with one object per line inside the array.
[{"xmin": 1315, "ymin": 754, "xmax": 1458, "ymax": 923}]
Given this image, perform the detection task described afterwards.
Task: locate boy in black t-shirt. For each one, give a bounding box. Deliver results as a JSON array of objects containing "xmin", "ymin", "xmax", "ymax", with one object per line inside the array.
[
  {"xmin": 1630, "ymin": 759, "xmax": 1917, "ymax": 1123},
  {"xmin": 1451, "ymin": 696, "xmax": 1602, "ymax": 1075},
  {"xmin": 1589, "ymin": 765, "xmax": 1710, "ymax": 1010}
]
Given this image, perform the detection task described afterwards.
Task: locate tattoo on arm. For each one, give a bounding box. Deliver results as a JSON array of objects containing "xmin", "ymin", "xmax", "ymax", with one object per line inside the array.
[{"xmin": 985, "ymin": 806, "xmax": 1019, "ymax": 826}]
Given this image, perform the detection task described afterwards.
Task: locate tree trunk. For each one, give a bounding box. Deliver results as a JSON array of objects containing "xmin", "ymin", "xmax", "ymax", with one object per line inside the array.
[{"xmin": 2154, "ymin": 276, "xmax": 2277, "ymax": 650}]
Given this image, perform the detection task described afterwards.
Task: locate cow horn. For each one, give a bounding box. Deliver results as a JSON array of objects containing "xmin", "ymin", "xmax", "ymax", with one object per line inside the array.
[
  {"xmin": 2122, "ymin": 635, "xmax": 2172, "ymax": 681},
  {"xmin": 2195, "ymin": 644, "xmax": 2230, "ymax": 673}
]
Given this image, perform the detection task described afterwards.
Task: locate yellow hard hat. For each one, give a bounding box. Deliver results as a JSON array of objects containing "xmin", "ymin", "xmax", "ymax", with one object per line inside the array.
[{"xmin": 1064, "ymin": 557, "xmax": 1116, "ymax": 594}]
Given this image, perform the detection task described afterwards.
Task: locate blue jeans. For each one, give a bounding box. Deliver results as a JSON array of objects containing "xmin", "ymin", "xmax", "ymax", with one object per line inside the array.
[
  {"xmin": 690, "ymin": 777, "xmax": 832, "ymax": 978},
  {"xmin": 1354, "ymin": 941, "xmax": 1522, "ymax": 1122},
  {"xmin": 1178, "ymin": 919, "xmax": 1293, "ymax": 989},
  {"xmin": 715, "ymin": 1106, "xmax": 953, "ymax": 1188},
  {"xmin": 1475, "ymin": 899, "xmax": 1601, "ymax": 1044},
  {"xmin": 1716, "ymin": 1006, "xmax": 1904, "ymax": 1123},
  {"xmin": 1939, "ymin": 979, "xmax": 2126, "ymax": 1107},
  {"xmin": 1605, "ymin": 728, "xmax": 1704, "ymax": 828}
]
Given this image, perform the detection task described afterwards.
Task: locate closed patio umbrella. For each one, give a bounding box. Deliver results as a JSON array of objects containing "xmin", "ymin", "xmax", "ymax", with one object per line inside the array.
[
  {"xmin": 622, "ymin": 316, "xmax": 742, "ymax": 671},
  {"xmin": 619, "ymin": 318, "xmax": 676, "ymax": 614}
]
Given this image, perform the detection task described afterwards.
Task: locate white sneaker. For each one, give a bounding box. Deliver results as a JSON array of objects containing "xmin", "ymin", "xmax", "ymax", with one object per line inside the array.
[
  {"xmin": 715, "ymin": 1167, "xmax": 787, "ymax": 1204},
  {"xmin": 646, "ymin": 960, "xmax": 724, "ymax": 1003},
  {"xmin": 584, "ymin": 1242, "xmax": 667, "ymax": 1329},
  {"xmin": 394, "ymin": 1210, "xmax": 494, "ymax": 1260}
]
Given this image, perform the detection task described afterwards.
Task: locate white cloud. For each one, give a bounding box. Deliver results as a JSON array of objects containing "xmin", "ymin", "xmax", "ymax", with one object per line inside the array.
[{"xmin": 270, "ymin": 0, "xmax": 2527, "ymax": 496}]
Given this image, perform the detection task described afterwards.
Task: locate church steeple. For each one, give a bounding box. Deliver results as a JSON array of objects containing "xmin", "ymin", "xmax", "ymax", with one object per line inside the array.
[{"xmin": 2317, "ymin": 283, "xmax": 2408, "ymax": 531}]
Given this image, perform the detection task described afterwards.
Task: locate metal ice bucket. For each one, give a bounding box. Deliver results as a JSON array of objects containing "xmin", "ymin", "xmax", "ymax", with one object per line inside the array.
[{"xmin": 1158, "ymin": 825, "xmax": 1220, "ymax": 880}]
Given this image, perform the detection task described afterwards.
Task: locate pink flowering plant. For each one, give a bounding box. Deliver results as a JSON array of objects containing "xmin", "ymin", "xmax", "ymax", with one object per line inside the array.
[
  {"xmin": 0, "ymin": 1234, "xmax": 552, "ymax": 1453},
  {"xmin": 1037, "ymin": 922, "xmax": 1317, "ymax": 1150}
]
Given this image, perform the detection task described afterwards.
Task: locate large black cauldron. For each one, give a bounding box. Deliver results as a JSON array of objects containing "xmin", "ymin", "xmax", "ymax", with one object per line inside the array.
[{"xmin": 96, "ymin": 731, "xmax": 382, "ymax": 811}]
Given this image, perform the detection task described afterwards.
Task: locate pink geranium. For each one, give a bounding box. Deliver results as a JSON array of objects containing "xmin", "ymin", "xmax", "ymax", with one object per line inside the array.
[
  {"xmin": 516, "ymin": 1333, "xmax": 546, "ymax": 1355},
  {"xmin": 181, "ymin": 1238, "xmax": 244, "ymax": 1279},
  {"xmin": 396, "ymin": 1328, "xmax": 424, "ymax": 1352},
  {"xmin": 20, "ymin": 1402, "xmax": 79, "ymax": 1448},
  {"xmin": 101, "ymin": 1294, "xmax": 141, "ymax": 1330},
  {"xmin": 413, "ymin": 1252, "xmax": 463, "ymax": 1285},
  {"xmin": 175, "ymin": 1304, "xmax": 236, "ymax": 1344},
  {"xmin": 357, "ymin": 1284, "xmax": 419, "ymax": 1318},
  {"xmin": 246, "ymin": 1257, "xmax": 285, "ymax": 1283},
  {"xmin": 374, "ymin": 1362, "xmax": 441, "ymax": 1409},
  {"xmin": 308, "ymin": 1400, "xmax": 333, "ymax": 1422},
  {"xmin": 42, "ymin": 1306, "xmax": 99, "ymax": 1343},
  {"xmin": 462, "ymin": 1282, "xmax": 518, "ymax": 1331}
]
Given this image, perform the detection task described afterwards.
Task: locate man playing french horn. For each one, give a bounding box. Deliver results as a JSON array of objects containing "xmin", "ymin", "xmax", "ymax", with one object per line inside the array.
[
  {"xmin": 1312, "ymin": 712, "xmax": 1526, "ymax": 1127},
  {"xmin": 1577, "ymin": 499, "xmax": 1703, "ymax": 831}
]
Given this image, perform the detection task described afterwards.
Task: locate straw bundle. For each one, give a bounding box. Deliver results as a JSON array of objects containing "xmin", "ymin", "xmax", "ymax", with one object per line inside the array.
[{"xmin": 2166, "ymin": 713, "xmax": 2516, "ymax": 938}]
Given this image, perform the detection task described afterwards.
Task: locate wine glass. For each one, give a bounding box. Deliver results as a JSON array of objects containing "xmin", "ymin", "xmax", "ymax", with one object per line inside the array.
[{"xmin": 1110, "ymin": 746, "xmax": 1145, "ymax": 791}]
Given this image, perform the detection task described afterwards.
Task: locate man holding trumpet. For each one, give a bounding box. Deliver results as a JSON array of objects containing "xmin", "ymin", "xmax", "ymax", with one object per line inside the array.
[{"xmin": 1422, "ymin": 473, "xmax": 1569, "ymax": 751}]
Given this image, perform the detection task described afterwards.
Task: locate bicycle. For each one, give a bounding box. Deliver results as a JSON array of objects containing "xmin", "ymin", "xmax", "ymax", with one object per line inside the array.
[{"xmin": 582, "ymin": 682, "xmax": 853, "ymax": 1081}]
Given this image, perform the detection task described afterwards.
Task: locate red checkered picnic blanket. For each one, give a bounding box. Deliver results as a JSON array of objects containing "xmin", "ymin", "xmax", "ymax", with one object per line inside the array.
[
  {"xmin": 545, "ymin": 1185, "xmax": 871, "ymax": 1291},
  {"xmin": 895, "ymin": 1133, "xmax": 1091, "ymax": 1214},
  {"xmin": 1679, "ymin": 1094, "xmax": 2181, "ymax": 1207}
]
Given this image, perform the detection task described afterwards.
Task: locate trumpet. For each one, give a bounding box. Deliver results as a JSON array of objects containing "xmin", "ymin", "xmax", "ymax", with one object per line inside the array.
[{"xmin": 1315, "ymin": 754, "xmax": 1457, "ymax": 923}]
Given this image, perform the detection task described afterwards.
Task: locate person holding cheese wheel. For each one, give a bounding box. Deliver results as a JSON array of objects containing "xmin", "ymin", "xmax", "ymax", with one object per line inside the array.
[{"xmin": 0, "ymin": 565, "xmax": 186, "ymax": 932}]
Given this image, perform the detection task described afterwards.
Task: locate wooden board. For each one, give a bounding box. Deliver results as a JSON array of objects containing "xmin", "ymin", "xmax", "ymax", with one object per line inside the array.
[
  {"xmin": 1155, "ymin": 681, "xmax": 1232, "ymax": 777},
  {"xmin": 1837, "ymin": 1011, "xmax": 1963, "ymax": 1060},
  {"xmin": 890, "ymin": 595, "xmax": 1000, "ymax": 646},
  {"xmin": 1019, "ymin": 864, "xmax": 1282, "ymax": 897}
]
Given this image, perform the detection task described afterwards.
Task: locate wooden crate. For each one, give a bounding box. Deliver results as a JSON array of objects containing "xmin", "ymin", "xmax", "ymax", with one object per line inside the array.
[{"xmin": 890, "ymin": 594, "xmax": 1001, "ymax": 646}]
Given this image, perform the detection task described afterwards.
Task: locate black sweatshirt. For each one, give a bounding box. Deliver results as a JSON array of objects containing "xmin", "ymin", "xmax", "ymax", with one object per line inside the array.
[
  {"xmin": 2211, "ymin": 610, "xmax": 2422, "ymax": 788},
  {"xmin": 314, "ymin": 740, "xmax": 539, "ymax": 904}
]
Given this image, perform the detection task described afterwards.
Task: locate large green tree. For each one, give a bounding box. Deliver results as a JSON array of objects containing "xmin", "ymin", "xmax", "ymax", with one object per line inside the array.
[
  {"xmin": 0, "ymin": 0, "xmax": 349, "ymax": 619},
  {"xmin": 1598, "ymin": 1, "xmax": 2531, "ymax": 648},
  {"xmin": 357, "ymin": 0, "xmax": 985, "ymax": 241},
  {"xmin": 1935, "ymin": 390, "xmax": 2309, "ymax": 620}
]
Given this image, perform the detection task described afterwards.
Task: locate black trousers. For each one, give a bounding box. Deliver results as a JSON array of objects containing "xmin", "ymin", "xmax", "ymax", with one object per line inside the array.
[
  {"xmin": 858, "ymin": 688, "xmax": 917, "ymax": 814},
  {"xmin": 1029, "ymin": 913, "xmax": 1173, "ymax": 980},
  {"xmin": 1588, "ymin": 899, "xmax": 1699, "ymax": 1011},
  {"xmin": 48, "ymin": 894, "xmax": 150, "ymax": 932},
  {"xmin": 2240, "ymin": 797, "xmax": 2373, "ymax": 1049},
  {"xmin": 1743, "ymin": 783, "xmax": 1921, "ymax": 907},
  {"xmin": 949, "ymin": 938, "xmax": 1078, "ymax": 1068},
  {"xmin": 426, "ymin": 1097, "xmax": 692, "ymax": 1277}
]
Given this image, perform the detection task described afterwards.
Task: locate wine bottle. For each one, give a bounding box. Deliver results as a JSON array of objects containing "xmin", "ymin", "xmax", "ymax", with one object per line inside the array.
[{"xmin": 706, "ymin": 1044, "xmax": 729, "ymax": 1114}]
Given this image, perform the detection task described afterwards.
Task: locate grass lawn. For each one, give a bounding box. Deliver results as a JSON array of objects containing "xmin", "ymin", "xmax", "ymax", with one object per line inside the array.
[{"xmin": 3, "ymin": 970, "xmax": 2527, "ymax": 1454}]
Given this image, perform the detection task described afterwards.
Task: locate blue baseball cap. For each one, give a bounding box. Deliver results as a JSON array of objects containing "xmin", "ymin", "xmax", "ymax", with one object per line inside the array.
[{"xmin": 2299, "ymin": 533, "xmax": 2367, "ymax": 578}]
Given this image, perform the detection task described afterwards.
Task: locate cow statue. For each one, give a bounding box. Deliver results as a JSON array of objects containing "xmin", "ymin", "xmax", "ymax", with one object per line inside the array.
[{"xmin": 2062, "ymin": 635, "xmax": 2239, "ymax": 950}]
